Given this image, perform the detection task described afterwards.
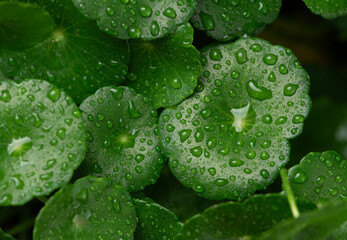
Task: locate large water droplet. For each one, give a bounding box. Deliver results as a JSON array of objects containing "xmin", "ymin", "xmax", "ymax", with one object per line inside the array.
[
  {"xmin": 291, "ymin": 168, "xmax": 307, "ymax": 183},
  {"xmin": 283, "ymin": 83, "xmax": 298, "ymax": 96},
  {"xmin": 139, "ymin": 5, "xmax": 152, "ymax": 17},
  {"xmin": 209, "ymin": 49, "xmax": 223, "ymax": 61},
  {"xmin": 7, "ymin": 137, "xmax": 32, "ymax": 156},
  {"xmin": 112, "ymin": 199, "xmax": 121, "ymax": 213},
  {"xmin": 230, "ymin": 102, "xmax": 255, "ymax": 132},
  {"xmin": 178, "ymin": 129, "xmax": 192, "ymax": 143},
  {"xmin": 163, "ymin": 7, "xmax": 177, "ymax": 18},
  {"xmin": 47, "ymin": 87, "xmax": 61, "ymax": 102},
  {"xmin": 150, "ymin": 21, "xmax": 159, "ymax": 36},
  {"xmin": 76, "ymin": 188, "xmax": 89, "ymax": 203},
  {"xmin": 246, "ymin": 80, "xmax": 272, "ymax": 101},
  {"xmin": 190, "ymin": 146, "xmax": 203, "ymax": 157},
  {"xmin": 263, "ymin": 54, "xmax": 278, "ymax": 65},
  {"xmin": 171, "ymin": 79, "xmax": 182, "ymax": 89},
  {"xmin": 229, "ymin": 158, "xmax": 245, "ymax": 167},
  {"xmin": 235, "ymin": 48, "xmax": 248, "ymax": 64},
  {"xmin": 200, "ymin": 11, "xmax": 215, "ymax": 30},
  {"xmin": 128, "ymin": 101, "xmax": 143, "ymax": 119}
]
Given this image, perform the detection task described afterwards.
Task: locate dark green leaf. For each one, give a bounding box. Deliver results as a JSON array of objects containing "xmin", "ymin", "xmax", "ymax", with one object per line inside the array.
[
  {"xmin": 0, "ymin": 79, "xmax": 86, "ymax": 206},
  {"xmin": 191, "ymin": 0, "xmax": 282, "ymax": 41},
  {"xmin": 176, "ymin": 194, "xmax": 316, "ymax": 240},
  {"xmin": 126, "ymin": 23, "xmax": 202, "ymax": 109},
  {"xmin": 0, "ymin": 0, "xmax": 129, "ymax": 104},
  {"xmin": 0, "ymin": 1, "xmax": 54, "ymax": 51},
  {"xmin": 134, "ymin": 199, "xmax": 183, "ymax": 240},
  {"xmin": 288, "ymin": 151, "xmax": 347, "ymax": 203},
  {"xmin": 303, "ymin": 0, "xmax": 347, "ymax": 20},
  {"xmin": 159, "ymin": 38, "xmax": 311, "ymax": 200},
  {"xmin": 34, "ymin": 176, "xmax": 138, "ymax": 240},
  {"xmin": 0, "ymin": 228, "xmax": 15, "ymax": 240},
  {"xmin": 260, "ymin": 200, "xmax": 347, "ymax": 240},
  {"xmin": 72, "ymin": 0, "xmax": 197, "ymax": 40},
  {"xmin": 78, "ymin": 86, "xmax": 165, "ymax": 192}
]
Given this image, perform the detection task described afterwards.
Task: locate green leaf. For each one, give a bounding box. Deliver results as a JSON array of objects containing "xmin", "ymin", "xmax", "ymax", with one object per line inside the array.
[
  {"xmin": 190, "ymin": 0, "xmax": 282, "ymax": 41},
  {"xmin": 0, "ymin": 1, "xmax": 54, "ymax": 51},
  {"xmin": 134, "ymin": 199, "xmax": 183, "ymax": 240},
  {"xmin": 0, "ymin": 79, "xmax": 86, "ymax": 206},
  {"xmin": 126, "ymin": 23, "xmax": 202, "ymax": 109},
  {"xmin": 176, "ymin": 194, "xmax": 316, "ymax": 240},
  {"xmin": 33, "ymin": 176, "xmax": 138, "ymax": 240},
  {"xmin": 0, "ymin": 228, "xmax": 15, "ymax": 240},
  {"xmin": 144, "ymin": 165, "xmax": 216, "ymax": 221},
  {"xmin": 288, "ymin": 151, "xmax": 347, "ymax": 204},
  {"xmin": 71, "ymin": 0, "xmax": 197, "ymax": 40},
  {"xmin": 0, "ymin": 0, "xmax": 129, "ymax": 104},
  {"xmin": 303, "ymin": 0, "xmax": 347, "ymax": 20},
  {"xmin": 78, "ymin": 86, "xmax": 165, "ymax": 192},
  {"xmin": 159, "ymin": 37, "xmax": 311, "ymax": 200},
  {"xmin": 260, "ymin": 200, "xmax": 347, "ymax": 240}
]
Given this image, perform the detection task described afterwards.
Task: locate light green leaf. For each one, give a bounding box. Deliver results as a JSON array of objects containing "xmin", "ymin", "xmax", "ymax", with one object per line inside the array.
[
  {"xmin": 72, "ymin": 0, "xmax": 197, "ymax": 40},
  {"xmin": 191, "ymin": 0, "xmax": 282, "ymax": 41},
  {"xmin": 134, "ymin": 199, "xmax": 183, "ymax": 240},
  {"xmin": 176, "ymin": 194, "xmax": 316, "ymax": 240},
  {"xmin": 260, "ymin": 200, "xmax": 347, "ymax": 240},
  {"xmin": 78, "ymin": 86, "xmax": 165, "ymax": 192},
  {"xmin": 159, "ymin": 37, "xmax": 311, "ymax": 200},
  {"xmin": 0, "ymin": 0, "xmax": 129, "ymax": 104},
  {"xmin": 0, "ymin": 1, "xmax": 54, "ymax": 51},
  {"xmin": 33, "ymin": 176, "xmax": 138, "ymax": 240},
  {"xmin": 126, "ymin": 23, "xmax": 202, "ymax": 109},
  {"xmin": 303, "ymin": 0, "xmax": 347, "ymax": 20},
  {"xmin": 0, "ymin": 79, "xmax": 86, "ymax": 206}
]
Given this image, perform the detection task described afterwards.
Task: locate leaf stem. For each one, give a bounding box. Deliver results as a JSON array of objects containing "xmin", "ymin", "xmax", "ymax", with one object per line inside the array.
[
  {"xmin": 280, "ymin": 168, "xmax": 300, "ymax": 218},
  {"xmin": 36, "ymin": 196, "xmax": 48, "ymax": 204},
  {"xmin": 7, "ymin": 218, "xmax": 34, "ymax": 235}
]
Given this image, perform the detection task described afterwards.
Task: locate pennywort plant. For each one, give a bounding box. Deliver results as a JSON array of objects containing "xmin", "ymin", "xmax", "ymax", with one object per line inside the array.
[{"xmin": 0, "ymin": 0, "xmax": 346, "ymax": 239}]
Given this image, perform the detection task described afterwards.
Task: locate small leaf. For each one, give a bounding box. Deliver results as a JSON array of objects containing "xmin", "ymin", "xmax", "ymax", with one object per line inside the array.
[
  {"xmin": 288, "ymin": 151, "xmax": 347, "ymax": 203},
  {"xmin": 72, "ymin": 0, "xmax": 197, "ymax": 40},
  {"xmin": 78, "ymin": 86, "xmax": 165, "ymax": 192},
  {"xmin": 0, "ymin": 228, "xmax": 15, "ymax": 240},
  {"xmin": 0, "ymin": 0, "xmax": 129, "ymax": 104},
  {"xmin": 191, "ymin": 0, "xmax": 282, "ymax": 41},
  {"xmin": 0, "ymin": 79, "xmax": 86, "ymax": 206},
  {"xmin": 176, "ymin": 194, "xmax": 316, "ymax": 240},
  {"xmin": 0, "ymin": 1, "xmax": 54, "ymax": 51},
  {"xmin": 260, "ymin": 200, "xmax": 347, "ymax": 240},
  {"xmin": 159, "ymin": 38, "xmax": 311, "ymax": 200},
  {"xmin": 134, "ymin": 199, "xmax": 183, "ymax": 240},
  {"xmin": 303, "ymin": 0, "xmax": 347, "ymax": 20},
  {"xmin": 126, "ymin": 23, "xmax": 202, "ymax": 109},
  {"xmin": 33, "ymin": 176, "xmax": 138, "ymax": 240}
]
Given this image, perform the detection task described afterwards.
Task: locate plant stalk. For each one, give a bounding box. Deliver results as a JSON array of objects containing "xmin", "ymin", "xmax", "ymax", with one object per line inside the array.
[
  {"xmin": 280, "ymin": 168, "xmax": 300, "ymax": 218},
  {"xmin": 36, "ymin": 196, "xmax": 48, "ymax": 204}
]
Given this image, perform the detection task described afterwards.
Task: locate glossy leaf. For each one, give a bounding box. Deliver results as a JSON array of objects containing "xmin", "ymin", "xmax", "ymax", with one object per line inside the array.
[
  {"xmin": 134, "ymin": 199, "xmax": 183, "ymax": 239},
  {"xmin": 0, "ymin": 228, "xmax": 15, "ymax": 240},
  {"xmin": 78, "ymin": 86, "xmax": 165, "ymax": 192},
  {"xmin": 260, "ymin": 200, "xmax": 347, "ymax": 240},
  {"xmin": 176, "ymin": 194, "xmax": 316, "ymax": 240},
  {"xmin": 0, "ymin": 79, "xmax": 86, "ymax": 206},
  {"xmin": 0, "ymin": 1, "xmax": 54, "ymax": 51},
  {"xmin": 303, "ymin": 0, "xmax": 347, "ymax": 20},
  {"xmin": 159, "ymin": 38, "xmax": 311, "ymax": 200},
  {"xmin": 0, "ymin": 0, "xmax": 129, "ymax": 104},
  {"xmin": 34, "ymin": 176, "xmax": 138, "ymax": 240},
  {"xmin": 126, "ymin": 23, "xmax": 202, "ymax": 109},
  {"xmin": 288, "ymin": 151, "xmax": 347, "ymax": 203},
  {"xmin": 72, "ymin": 0, "xmax": 197, "ymax": 40},
  {"xmin": 191, "ymin": 0, "xmax": 282, "ymax": 41}
]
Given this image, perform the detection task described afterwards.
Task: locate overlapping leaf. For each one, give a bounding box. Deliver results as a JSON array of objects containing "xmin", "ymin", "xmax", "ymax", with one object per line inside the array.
[
  {"xmin": 159, "ymin": 38, "xmax": 311, "ymax": 200},
  {"xmin": 78, "ymin": 86, "xmax": 165, "ymax": 192},
  {"xmin": 0, "ymin": 0, "xmax": 129, "ymax": 104},
  {"xmin": 126, "ymin": 23, "xmax": 202, "ymax": 109},
  {"xmin": 303, "ymin": 0, "xmax": 347, "ymax": 19},
  {"xmin": 0, "ymin": 79, "xmax": 86, "ymax": 206}
]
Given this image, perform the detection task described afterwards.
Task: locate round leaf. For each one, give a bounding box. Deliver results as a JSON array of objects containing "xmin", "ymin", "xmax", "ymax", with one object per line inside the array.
[
  {"xmin": 126, "ymin": 23, "xmax": 202, "ymax": 109},
  {"xmin": 0, "ymin": 1, "xmax": 54, "ymax": 51},
  {"xmin": 303, "ymin": 0, "xmax": 347, "ymax": 20},
  {"xmin": 176, "ymin": 194, "xmax": 316, "ymax": 240},
  {"xmin": 0, "ymin": 0, "xmax": 129, "ymax": 104},
  {"xmin": 78, "ymin": 86, "xmax": 165, "ymax": 192},
  {"xmin": 134, "ymin": 199, "xmax": 183, "ymax": 239},
  {"xmin": 159, "ymin": 37, "xmax": 311, "ymax": 200},
  {"xmin": 72, "ymin": 0, "xmax": 197, "ymax": 40},
  {"xmin": 33, "ymin": 176, "xmax": 138, "ymax": 240},
  {"xmin": 0, "ymin": 79, "xmax": 86, "ymax": 206},
  {"xmin": 260, "ymin": 200, "xmax": 347, "ymax": 240},
  {"xmin": 190, "ymin": 0, "xmax": 282, "ymax": 41},
  {"xmin": 288, "ymin": 151, "xmax": 347, "ymax": 203}
]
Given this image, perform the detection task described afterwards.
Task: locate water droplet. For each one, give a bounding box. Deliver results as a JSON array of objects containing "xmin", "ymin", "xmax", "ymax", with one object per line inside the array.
[
  {"xmin": 328, "ymin": 187, "xmax": 339, "ymax": 196},
  {"xmin": 178, "ymin": 129, "xmax": 191, "ymax": 143},
  {"xmin": 260, "ymin": 169, "xmax": 269, "ymax": 179},
  {"xmin": 7, "ymin": 137, "xmax": 32, "ymax": 156},
  {"xmin": 200, "ymin": 108, "xmax": 211, "ymax": 119},
  {"xmin": 128, "ymin": 101, "xmax": 143, "ymax": 119},
  {"xmin": 284, "ymin": 83, "xmax": 298, "ymax": 96},
  {"xmin": 171, "ymin": 79, "xmax": 182, "ymax": 89},
  {"xmin": 200, "ymin": 11, "xmax": 215, "ymax": 30},
  {"xmin": 47, "ymin": 86, "xmax": 61, "ymax": 102},
  {"xmin": 194, "ymin": 127, "xmax": 204, "ymax": 142},
  {"xmin": 213, "ymin": 178, "xmax": 228, "ymax": 186},
  {"xmin": 135, "ymin": 154, "xmax": 145, "ymax": 163},
  {"xmin": 163, "ymin": 7, "xmax": 177, "ymax": 18},
  {"xmin": 291, "ymin": 168, "xmax": 307, "ymax": 183},
  {"xmin": 230, "ymin": 102, "xmax": 255, "ymax": 132},
  {"xmin": 235, "ymin": 48, "xmax": 248, "ymax": 64},
  {"xmin": 76, "ymin": 188, "xmax": 88, "ymax": 203},
  {"xmin": 208, "ymin": 167, "xmax": 216, "ymax": 176},
  {"xmin": 279, "ymin": 64, "xmax": 288, "ymax": 74},
  {"xmin": 262, "ymin": 114, "xmax": 272, "ymax": 124},
  {"xmin": 166, "ymin": 124, "xmax": 175, "ymax": 132},
  {"xmin": 268, "ymin": 72, "xmax": 276, "ymax": 82},
  {"xmin": 246, "ymin": 80, "xmax": 272, "ymax": 101},
  {"xmin": 275, "ymin": 116, "xmax": 287, "ymax": 125},
  {"xmin": 110, "ymin": 88, "xmax": 124, "ymax": 100},
  {"xmin": 112, "ymin": 199, "xmax": 121, "ymax": 213},
  {"xmin": 292, "ymin": 114, "xmax": 305, "ymax": 124},
  {"xmin": 56, "ymin": 128, "xmax": 66, "ymax": 140},
  {"xmin": 316, "ymin": 176, "xmax": 326, "ymax": 185},
  {"xmin": 150, "ymin": 21, "xmax": 159, "ymax": 36},
  {"xmin": 229, "ymin": 158, "xmax": 245, "ymax": 167},
  {"xmin": 190, "ymin": 146, "xmax": 203, "ymax": 157},
  {"xmin": 209, "ymin": 49, "xmax": 223, "ymax": 61},
  {"xmin": 128, "ymin": 27, "xmax": 142, "ymax": 39},
  {"xmin": 263, "ymin": 54, "xmax": 278, "ymax": 65},
  {"xmin": 139, "ymin": 5, "xmax": 152, "ymax": 17},
  {"xmin": 0, "ymin": 90, "xmax": 11, "ymax": 102},
  {"xmin": 106, "ymin": 7, "xmax": 115, "ymax": 16}
]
